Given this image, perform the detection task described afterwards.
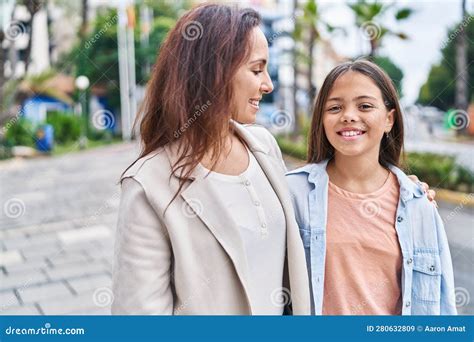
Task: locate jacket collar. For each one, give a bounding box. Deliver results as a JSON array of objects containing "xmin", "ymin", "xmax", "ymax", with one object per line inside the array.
[
  {"xmin": 164, "ymin": 120, "xmax": 269, "ymax": 181},
  {"xmin": 288, "ymin": 159, "xmax": 425, "ymax": 202}
]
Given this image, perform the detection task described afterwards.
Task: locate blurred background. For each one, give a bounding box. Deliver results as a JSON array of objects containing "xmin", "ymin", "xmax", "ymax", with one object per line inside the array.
[{"xmin": 0, "ymin": 0, "xmax": 472, "ymax": 315}]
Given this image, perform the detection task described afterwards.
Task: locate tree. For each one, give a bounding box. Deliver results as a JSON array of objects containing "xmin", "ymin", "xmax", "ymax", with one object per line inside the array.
[
  {"xmin": 348, "ymin": 0, "xmax": 413, "ymax": 57},
  {"xmin": 418, "ymin": 16, "xmax": 474, "ymax": 110},
  {"xmin": 293, "ymin": 0, "xmax": 339, "ymax": 134},
  {"xmin": 0, "ymin": 30, "xmax": 5, "ymax": 113},
  {"xmin": 455, "ymin": 0, "xmax": 468, "ymax": 113},
  {"xmin": 372, "ymin": 56, "xmax": 404, "ymax": 97},
  {"xmin": 21, "ymin": 0, "xmax": 45, "ymax": 73},
  {"xmin": 56, "ymin": 5, "xmax": 177, "ymax": 110}
]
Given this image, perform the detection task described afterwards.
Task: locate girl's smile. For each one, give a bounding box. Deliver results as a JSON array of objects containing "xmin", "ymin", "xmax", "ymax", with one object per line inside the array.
[{"xmin": 336, "ymin": 127, "xmax": 367, "ymax": 141}]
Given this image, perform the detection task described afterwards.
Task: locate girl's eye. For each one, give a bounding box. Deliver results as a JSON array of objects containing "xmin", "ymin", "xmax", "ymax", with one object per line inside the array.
[
  {"xmin": 327, "ymin": 106, "xmax": 341, "ymax": 113},
  {"xmin": 252, "ymin": 70, "xmax": 263, "ymax": 75},
  {"xmin": 359, "ymin": 103, "xmax": 374, "ymax": 110}
]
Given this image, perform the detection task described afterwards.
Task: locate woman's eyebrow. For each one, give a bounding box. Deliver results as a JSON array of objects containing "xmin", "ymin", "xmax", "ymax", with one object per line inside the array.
[{"xmin": 249, "ymin": 58, "xmax": 267, "ymax": 65}]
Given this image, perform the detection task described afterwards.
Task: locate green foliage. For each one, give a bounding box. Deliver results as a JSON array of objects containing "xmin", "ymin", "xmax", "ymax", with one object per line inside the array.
[
  {"xmin": 4, "ymin": 118, "xmax": 35, "ymax": 147},
  {"xmin": 276, "ymin": 136, "xmax": 307, "ymax": 161},
  {"xmin": 348, "ymin": 0, "xmax": 413, "ymax": 56},
  {"xmin": 418, "ymin": 17, "xmax": 474, "ymax": 110},
  {"xmin": 372, "ymin": 56, "xmax": 404, "ymax": 96},
  {"xmin": 406, "ymin": 152, "xmax": 473, "ymax": 192},
  {"xmin": 55, "ymin": 4, "xmax": 179, "ymax": 110},
  {"xmin": 46, "ymin": 111, "xmax": 81, "ymax": 144}
]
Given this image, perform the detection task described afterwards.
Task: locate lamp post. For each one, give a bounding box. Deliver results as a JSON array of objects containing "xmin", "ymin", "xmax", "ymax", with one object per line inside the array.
[{"xmin": 75, "ymin": 75, "xmax": 90, "ymax": 149}]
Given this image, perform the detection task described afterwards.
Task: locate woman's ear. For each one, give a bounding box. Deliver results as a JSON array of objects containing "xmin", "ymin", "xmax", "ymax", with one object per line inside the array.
[{"xmin": 385, "ymin": 109, "xmax": 395, "ymax": 132}]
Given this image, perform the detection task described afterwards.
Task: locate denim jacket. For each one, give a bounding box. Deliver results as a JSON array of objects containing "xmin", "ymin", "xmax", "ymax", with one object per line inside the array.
[{"xmin": 285, "ymin": 160, "xmax": 457, "ymax": 315}]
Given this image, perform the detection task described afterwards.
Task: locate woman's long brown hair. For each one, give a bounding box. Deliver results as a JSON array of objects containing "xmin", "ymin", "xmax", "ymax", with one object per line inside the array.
[
  {"xmin": 307, "ymin": 60, "xmax": 405, "ymax": 168},
  {"xmin": 121, "ymin": 3, "xmax": 261, "ymax": 199}
]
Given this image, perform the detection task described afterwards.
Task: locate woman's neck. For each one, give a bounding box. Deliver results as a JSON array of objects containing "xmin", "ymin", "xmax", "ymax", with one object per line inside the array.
[
  {"xmin": 201, "ymin": 132, "xmax": 249, "ymax": 175},
  {"xmin": 327, "ymin": 154, "xmax": 389, "ymax": 194}
]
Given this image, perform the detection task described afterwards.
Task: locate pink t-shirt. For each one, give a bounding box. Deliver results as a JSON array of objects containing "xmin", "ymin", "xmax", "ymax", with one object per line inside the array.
[{"xmin": 322, "ymin": 171, "xmax": 403, "ymax": 315}]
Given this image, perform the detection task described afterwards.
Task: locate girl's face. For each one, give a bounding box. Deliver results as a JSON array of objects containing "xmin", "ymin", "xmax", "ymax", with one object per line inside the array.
[
  {"xmin": 232, "ymin": 27, "xmax": 274, "ymax": 124},
  {"xmin": 323, "ymin": 71, "xmax": 395, "ymax": 160}
]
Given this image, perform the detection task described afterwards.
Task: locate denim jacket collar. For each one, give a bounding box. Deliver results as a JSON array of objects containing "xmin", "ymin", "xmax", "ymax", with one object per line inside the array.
[{"xmin": 287, "ymin": 159, "xmax": 425, "ymax": 203}]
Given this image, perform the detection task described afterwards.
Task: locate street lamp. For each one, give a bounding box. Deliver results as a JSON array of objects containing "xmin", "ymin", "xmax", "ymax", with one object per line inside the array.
[{"xmin": 75, "ymin": 75, "xmax": 90, "ymax": 149}]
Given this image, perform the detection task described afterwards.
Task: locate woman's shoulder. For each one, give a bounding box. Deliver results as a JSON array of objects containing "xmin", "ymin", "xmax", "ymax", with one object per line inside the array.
[{"xmin": 121, "ymin": 146, "xmax": 169, "ymax": 183}]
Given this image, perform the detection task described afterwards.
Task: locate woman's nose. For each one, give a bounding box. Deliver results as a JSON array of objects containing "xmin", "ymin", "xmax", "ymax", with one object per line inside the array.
[{"xmin": 261, "ymin": 74, "xmax": 274, "ymax": 94}]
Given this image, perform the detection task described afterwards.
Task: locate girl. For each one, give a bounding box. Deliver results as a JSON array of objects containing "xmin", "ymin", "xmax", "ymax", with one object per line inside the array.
[
  {"xmin": 112, "ymin": 3, "xmax": 311, "ymax": 315},
  {"xmin": 286, "ymin": 60, "xmax": 456, "ymax": 315}
]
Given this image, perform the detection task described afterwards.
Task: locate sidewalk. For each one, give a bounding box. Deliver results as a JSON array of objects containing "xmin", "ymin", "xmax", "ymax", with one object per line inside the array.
[{"xmin": 0, "ymin": 143, "xmax": 138, "ymax": 315}]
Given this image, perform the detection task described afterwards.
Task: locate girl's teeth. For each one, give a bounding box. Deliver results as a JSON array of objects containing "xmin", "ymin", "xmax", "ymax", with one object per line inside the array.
[{"xmin": 341, "ymin": 131, "xmax": 362, "ymax": 136}]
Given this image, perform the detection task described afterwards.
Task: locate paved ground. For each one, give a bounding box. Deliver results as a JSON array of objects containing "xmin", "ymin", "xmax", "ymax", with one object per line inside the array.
[{"xmin": 0, "ymin": 142, "xmax": 472, "ymax": 315}]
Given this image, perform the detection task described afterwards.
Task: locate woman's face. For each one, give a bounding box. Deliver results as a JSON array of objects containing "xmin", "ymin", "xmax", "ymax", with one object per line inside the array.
[
  {"xmin": 231, "ymin": 27, "xmax": 274, "ymax": 124},
  {"xmin": 322, "ymin": 71, "xmax": 395, "ymax": 160}
]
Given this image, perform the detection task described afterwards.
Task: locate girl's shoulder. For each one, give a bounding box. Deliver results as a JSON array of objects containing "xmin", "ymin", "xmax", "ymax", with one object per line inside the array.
[
  {"xmin": 285, "ymin": 162, "xmax": 329, "ymax": 198},
  {"xmin": 286, "ymin": 160, "xmax": 329, "ymax": 181}
]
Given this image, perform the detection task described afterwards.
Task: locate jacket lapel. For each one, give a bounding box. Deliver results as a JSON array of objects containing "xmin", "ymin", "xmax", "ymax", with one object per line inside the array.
[
  {"xmin": 179, "ymin": 173, "xmax": 253, "ymax": 312},
  {"xmin": 164, "ymin": 138, "xmax": 253, "ymax": 312},
  {"xmin": 233, "ymin": 123, "xmax": 310, "ymax": 314}
]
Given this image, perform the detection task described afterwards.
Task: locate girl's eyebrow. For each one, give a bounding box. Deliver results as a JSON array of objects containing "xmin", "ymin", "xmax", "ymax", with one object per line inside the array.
[
  {"xmin": 353, "ymin": 95, "xmax": 377, "ymax": 101},
  {"xmin": 327, "ymin": 95, "xmax": 377, "ymax": 102}
]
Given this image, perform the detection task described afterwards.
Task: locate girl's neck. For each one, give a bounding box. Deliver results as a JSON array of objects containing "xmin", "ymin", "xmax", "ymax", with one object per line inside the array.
[{"xmin": 327, "ymin": 154, "xmax": 390, "ymax": 194}]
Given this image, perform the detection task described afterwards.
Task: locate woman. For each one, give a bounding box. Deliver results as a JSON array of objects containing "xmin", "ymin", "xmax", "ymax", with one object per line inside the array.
[{"xmin": 112, "ymin": 3, "xmax": 310, "ymax": 315}]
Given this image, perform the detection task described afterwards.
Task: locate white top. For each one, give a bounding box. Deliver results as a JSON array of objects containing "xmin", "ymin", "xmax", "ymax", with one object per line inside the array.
[{"xmin": 196, "ymin": 149, "xmax": 286, "ymax": 315}]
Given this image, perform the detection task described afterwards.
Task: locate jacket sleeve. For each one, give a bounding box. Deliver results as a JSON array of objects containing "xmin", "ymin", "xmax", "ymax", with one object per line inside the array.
[
  {"xmin": 112, "ymin": 177, "xmax": 174, "ymax": 314},
  {"xmin": 433, "ymin": 208, "xmax": 457, "ymax": 315}
]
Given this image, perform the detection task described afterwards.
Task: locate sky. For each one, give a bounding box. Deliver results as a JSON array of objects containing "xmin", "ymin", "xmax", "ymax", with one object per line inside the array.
[{"xmin": 318, "ymin": 0, "xmax": 473, "ymax": 104}]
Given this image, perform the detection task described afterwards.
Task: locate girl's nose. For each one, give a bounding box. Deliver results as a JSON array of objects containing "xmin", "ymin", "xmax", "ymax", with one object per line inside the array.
[{"xmin": 341, "ymin": 110, "xmax": 358, "ymax": 123}]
